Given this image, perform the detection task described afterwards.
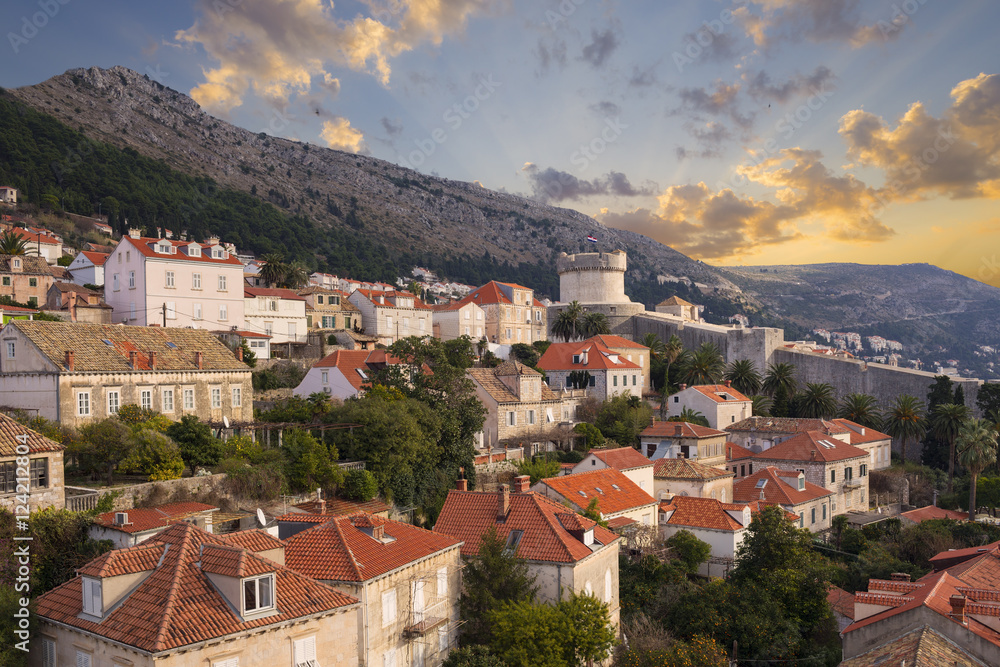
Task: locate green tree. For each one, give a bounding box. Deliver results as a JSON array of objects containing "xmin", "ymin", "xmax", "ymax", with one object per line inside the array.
[
  {"xmin": 921, "ymin": 375, "xmax": 956, "ymax": 471},
  {"xmin": 460, "ymin": 526, "xmax": 538, "ymax": 645},
  {"xmin": 580, "ymin": 311, "xmax": 611, "ymax": 338},
  {"xmin": 659, "ymin": 335, "xmax": 685, "ymax": 419},
  {"xmin": 341, "ymin": 469, "xmax": 379, "ymax": 501},
  {"xmin": 516, "ymin": 456, "xmax": 561, "ymax": 484},
  {"xmin": 641, "ymin": 333, "xmax": 665, "ymax": 359},
  {"xmin": 838, "ymin": 393, "xmax": 882, "ymax": 429},
  {"xmin": 595, "ymin": 394, "xmax": 653, "ymax": 446},
  {"xmin": 724, "ymin": 359, "xmax": 762, "ymax": 396},
  {"xmin": 666, "ymin": 530, "xmax": 711, "ymax": 573},
  {"xmin": 283, "ymin": 260, "xmax": 309, "ymax": 289},
  {"xmin": 552, "ymin": 301, "xmax": 583, "ymax": 342},
  {"xmin": 441, "ymin": 646, "xmax": 506, "ymax": 667},
  {"xmin": 798, "ymin": 382, "xmax": 837, "ymax": 419},
  {"xmin": 666, "ymin": 407, "xmax": 709, "ymax": 427},
  {"xmin": 0, "ymin": 230, "xmax": 29, "ymax": 255},
  {"xmin": 489, "ymin": 600, "xmax": 569, "ymax": 667},
  {"xmin": 77, "ymin": 418, "xmax": 131, "ymax": 485},
  {"xmin": 573, "ymin": 422, "xmax": 605, "ymax": 450},
  {"xmin": 258, "ymin": 252, "xmax": 287, "ymax": 287},
  {"xmin": 239, "ymin": 340, "xmax": 257, "ymax": 367},
  {"xmin": 510, "ymin": 342, "xmax": 540, "ymax": 367},
  {"xmin": 976, "ymin": 383, "xmax": 1000, "ymax": 417},
  {"xmin": 957, "ymin": 419, "xmax": 999, "ymax": 521},
  {"xmin": 165, "ymin": 415, "xmax": 222, "ymax": 474},
  {"xmin": 884, "ymin": 394, "xmax": 925, "ymax": 463},
  {"xmin": 679, "ymin": 342, "xmax": 725, "ymax": 386},
  {"xmin": 123, "ymin": 430, "xmax": 184, "ymax": 480},
  {"xmin": 282, "ymin": 429, "xmax": 342, "ymax": 493},
  {"xmin": 931, "ymin": 403, "xmax": 971, "ymax": 493},
  {"xmin": 763, "ymin": 362, "xmax": 797, "ymax": 397},
  {"xmin": 57, "ymin": 253, "xmax": 74, "ymax": 267},
  {"xmin": 558, "ymin": 591, "xmax": 617, "ymax": 667},
  {"xmin": 751, "ymin": 394, "xmax": 772, "ymax": 417}
]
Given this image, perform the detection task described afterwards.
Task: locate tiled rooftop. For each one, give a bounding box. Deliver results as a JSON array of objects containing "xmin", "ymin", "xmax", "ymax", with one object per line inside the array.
[
  {"xmin": 93, "ymin": 502, "xmax": 218, "ymax": 534},
  {"xmin": 586, "ymin": 446, "xmax": 653, "ymax": 471},
  {"xmin": 0, "ymin": 412, "xmax": 64, "ymax": 457},
  {"xmin": 537, "ymin": 468, "xmax": 656, "ymax": 516},
  {"xmin": 753, "ymin": 430, "xmax": 868, "ymax": 463},
  {"xmin": 653, "ymin": 458, "xmax": 733, "ymax": 480},
  {"xmin": 641, "ymin": 420, "xmax": 727, "ymax": 439}
]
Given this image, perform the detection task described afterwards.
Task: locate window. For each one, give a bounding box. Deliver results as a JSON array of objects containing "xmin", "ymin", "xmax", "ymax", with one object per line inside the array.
[
  {"xmin": 162, "ymin": 389, "xmax": 174, "ymax": 413},
  {"xmin": 5, "ymin": 341, "xmax": 13, "ymax": 359},
  {"xmin": 264, "ymin": 322, "xmax": 273, "ymax": 336},
  {"xmin": 383, "ymin": 649, "xmax": 397, "ymax": 667},
  {"xmin": 613, "ymin": 375, "xmax": 618, "ymax": 387},
  {"xmin": 128, "ymin": 271, "xmax": 135, "ymax": 289},
  {"xmin": 321, "ymin": 370, "xmax": 329, "ymax": 384},
  {"xmin": 130, "ymin": 302, "xmax": 136, "ymax": 321},
  {"xmin": 322, "ymin": 315, "xmax": 334, "ymax": 328},
  {"xmin": 589, "ymin": 376, "xmax": 596, "ymax": 387},
  {"xmin": 193, "ymin": 303, "xmax": 202, "ymax": 320},
  {"xmin": 165, "ymin": 301, "xmax": 176, "ymax": 320},
  {"xmin": 41, "ymin": 638, "xmax": 55, "ymax": 667},
  {"xmin": 77, "ymin": 391, "xmax": 90, "ymax": 416},
  {"xmin": 30, "ymin": 458, "xmax": 48, "ymax": 489},
  {"xmin": 27, "ymin": 296, "xmax": 37, "ymax": 307},
  {"xmin": 141, "ymin": 389, "xmax": 152, "ymax": 410},
  {"xmin": 605, "ymin": 568, "xmax": 613, "ymax": 603},
  {"xmin": 317, "ymin": 295, "xmax": 324, "ymax": 305},
  {"xmin": 107, "ymin": 390, "xmax": 120, "ymax": 415},
  {"xmin": 219, "ymin": 304, "xmax": 228, "ymax": 321},
  {"xmin": 527, "ymin": 410, "xmax": 536, "ymax": 425},
  {"xmin": 212, "ymin": 658, "xmax": 238, "ymax": 667},
  {"xmin": 113, "ymin": 273, "xmax": 120, "ymax": 291},
  {"xmin": 811, "ymin": 508, "xmax": 816, "ymax": 524},
  {"xmin": 165, "ymin": 271, "xmax": 175, "ymax": 288},
  {"xmin": 830, "ymin": 469, "xmax": 836, "ymax": 483},
  {"xmin": 0, "ymin": 462, "xmax": 14, "ymax": 494},
  {"xmin": 673, "ymin": 396, "xmax": 679, "ymax": 403},
  {"xmin": 293, "ymin": 636, "xmax": 317, "ymax": 666},
  {"xmin": 439, "ymin": 627, "xmax": 449, "ymax": 653},
  {"xmin": 799, "ymin": 512, "xmax": 804, "ymax": 528},
  {"xmin": 81, "ymin": 577, "xmax": 102, "ymax": 616},
  {"xmin": 232, "ymin": 386, "xmax": 242, "ymax": 407},
  {"xmin": 242, "ymin": 574, "xmax": 274, "ymax": 613},
  {"xmin": 344, "ymin": 316, "xmax": 352, "ymax": 329},
  {"xmin": 1, "ymin": 277, "xmax": 8, "ymax": 286},
  {"xmin": 125, "ymin": 251, "xmax": 130, "ymax": 262},
  {"xmin": 29, "ymin": 277, "xmax": 37, "ymax": 287},
  {"xmin": 12, "ymin": 259, "xmax": 19, "ymax": 269},
  {"xmin": 76, "ymin": 651, "xmax": 93, "ymax": 667},
  {"xmin": 860, "ymin": 464, "xmax": 868, "ymax": 476},
  {"xmin": 584, "ymin": 581, "xmax": 593, "ymax": 596},
  {"xmin": 184, "ymin": 388, "xmax": 195, "ymax": 410},
  {"xmin": 822, "ymin": 504, "xmax": 827, "ymax": 520},
  {"xmin": 193, "ymin": 273, "xmax": 202, "ymax": 289},
  {"xmin": 382, "ymin": 589, "xmax": 397, "ymax": 627},
  {"xmin": 437, "ymin": 567, "xmax": 448, "ymax": 597},
  {"xmin": 212, "ymin": 387, "xmax": 222, "ymax": 409},
  {"xmin": 505, "ymin": 328, "xmax": 512, "ymax": 340},
  {"xmin": 632, "ymin": 374, "xmax": 637, "ymax": 386},
  {"xmin": 507, "ymin": 411, "xmax": 516, "ymax": 426},
  {"xmin": 218, "ymin": 274, "xmax": 227, "ymax": 291},
  {"xmin": 845, "ymin": 467, "xmax": 853, "ymax": 481}
]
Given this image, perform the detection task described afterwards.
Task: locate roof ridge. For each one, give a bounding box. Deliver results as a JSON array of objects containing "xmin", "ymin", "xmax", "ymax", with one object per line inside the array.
[
  {"xmin": 529, "ymin": 495, "xmax": 577, "ymax": 561},
  {"xmin": 329, "ymin": 517, "xmax": 365, "ymax": 581},
  {"xmin": 151, "ymin": 527, "xmax": 192, "ymax": 651}
]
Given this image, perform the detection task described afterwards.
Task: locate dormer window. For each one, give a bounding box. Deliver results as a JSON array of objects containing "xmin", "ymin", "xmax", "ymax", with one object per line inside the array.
[
  {"xmin": 81, "ymin": 577, "xmax": 102, "ymax": 617},
  {"xmin": 583, "ymin": 528, "xmax": 595, "ymax": 546},
  {"xmin": 188, "ymin": 244, "xmax": 201, "ymax": 257},
  {"xmin": 798, "ymin": 476, "xmax": 805, "ymax": 490},
  {"xmin": 572, "ymin": 354, "xmax": 581, "ymax": 364},
  {"xmin": 242, "ymin": 574, "xmax": 274, "ymax": 614}
]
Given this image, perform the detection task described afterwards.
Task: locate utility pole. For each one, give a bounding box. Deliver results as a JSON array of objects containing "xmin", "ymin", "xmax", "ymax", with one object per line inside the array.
[{"xmin": 162, "ymin": 302, "xmax": 167, "ymax": 328}]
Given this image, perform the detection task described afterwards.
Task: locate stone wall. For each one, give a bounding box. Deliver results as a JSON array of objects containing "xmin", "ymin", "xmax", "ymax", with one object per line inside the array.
[
  {"xmin": 89, "ymin": 473, "xmax": 234, "ymax": 511},
  {"xmin": 556, "ymin": 251, "xmax": 630, "ymax": 304}
]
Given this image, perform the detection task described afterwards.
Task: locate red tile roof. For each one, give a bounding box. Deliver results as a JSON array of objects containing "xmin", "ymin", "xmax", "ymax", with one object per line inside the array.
[
  {"xmin": 831, "ymin": 418, "xmax": 893, "ymax": 444},
  {"xmin": 537, "ymin": 468, "xmax": 656, "ymax": 516},
  {"xmin": 538, "ymin": 339, "xmax": 642, "ymax": 372},
  {"xmin": 0, "ymin": 304, "xmax": 38, "ymax": 313},
  {"xmin": 11, "ymin": 227, "xmax": 60, "ymax": 245},
  {"xmin": 468, "ymin": 362, "xmax": 561, "ymax": 404},
  {"xmin": 687, "ymin": 384, "xmax": 751, "ymax": 403},
  {"xmin": 35, "ymin": 522, "xmax": 358, "ymax": 653},
  {"xmin": 77, "ymin": 543, "xmax": 165, "ymax": 578},
  {"xmin": 200, "ymin": 543, "xmax": 277, "ymax": 577},
  {"xmin": 606, "ymin": 516, "xmax": 637, "ymax": 530},
  {"xmin": 79, "ymin": 250, "xmax": 109, "ymax": 266},
  {"xmin": 828, "ymin": 585, "xmax": 856, "ymax": 620},
  {"xmin": 586, "ymin": 446, "xmax": 653, "ymax": 471},
  {"xmin": 733, "ymin": 466, "xmax": 832, "ymax": 506},
  {"xmin": 434, "ymin": 490, "xmax": 619, "ymax": 562},
  {"xmin": 901, "ymin": 505, "xmax": 968, "ymax": 523},
  {"xmin": 310, "ymin": 349, "xmax": 411, "ymax": 391},
  {"xmin": 0, "ymin": 412, "xmax": 65, "ymax": 457},
  {"xmin": 726, "ymin": 441, "xmax": 755, "ymax": 461},
  {"xmin": 660, "ymin": 496, "xmax": 748, "ymax": 531},
  {"xmin": 293, "ymin": 497, "xmax": 392, "ymax": 517},
  {"xmin": 840, "ymin": 625, "xmax": 987, "ymax": 667},
  {"xmin": 123, "ymin": 236, "xmax": 243, "ymax": 266},
  {"xmin": 93, "ymin": 502, "xmax": 218, "ymax": 534},
  {"xmin": 588, "ymin": 335, "xmax": 648, "ymax": 350},
  {"xmin": 221, "ymin": 529, "xmax": 286, "ymax": 553},
  {"xmin": 753, "ymin": 430, "xmax": 868, "ymax": 463},
  {"xmin": 726, "ymin": 416, "xmax": 849, "ymax": 435},
  {"xmin": 244, "ymin": 286, "xmax": 306, "ymax": 301},
  {"xmin": 930, "ymin": 543, "xmax": 1000, "ymax": 583},
  {"xmin": 653, "ymin": 458, "xmax": 733, "ymax": 480},
  {"xmin": 283, "ymin": 513, "xmax": 461, "ymax": 582},
  {"xmin": 642, "ymin": 420, "xmax": 728, "ymax": 439}
]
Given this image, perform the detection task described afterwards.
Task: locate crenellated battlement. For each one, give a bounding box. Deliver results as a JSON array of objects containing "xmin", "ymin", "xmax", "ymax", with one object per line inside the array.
[
  {"xmin": 556, "ymin": 250, "xmax": 631, "ymax": 304},
  {"xmin": 556, "ymin": 251, "xmax": 627, "ymax": 275}
]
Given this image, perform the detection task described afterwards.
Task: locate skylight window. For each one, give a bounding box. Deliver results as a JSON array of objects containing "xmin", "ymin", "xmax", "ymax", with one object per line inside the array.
[
  {"xmin": 755, "ymin": 479, "xmax": 767, "ymax": 489},
  {"xmin": 504, "ymin": 530, "xmax": 524, "ymax": 553},
  {"xmin": 611, "ymin": 484, "xmax": 621, "ymax": 491},
  {"xmin": 101, "ymin": 339, "xmax": 113, "ymax": 347},
  {"xmin": 578, "ymin": 490, "xmax": 587, "ymax": 497},
  {"xmin": 595, "ymin": 487, "xmax": 604, "ymax": 494},
  {"xmin": 356, "ymin": 369, "xmax": 368, "ymax": 379},
  {"xmin": 165, "ymin": 342, "xmax": 178, "ymax": 349}
]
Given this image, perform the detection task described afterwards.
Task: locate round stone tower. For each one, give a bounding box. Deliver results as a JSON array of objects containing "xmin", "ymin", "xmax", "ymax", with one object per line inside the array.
[{"xmin": 556, "ymin": 250, "xmax": 631, "ymax": 304}]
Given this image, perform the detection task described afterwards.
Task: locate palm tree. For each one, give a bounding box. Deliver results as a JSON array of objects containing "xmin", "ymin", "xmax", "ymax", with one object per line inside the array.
[
  {"xmin": 641, "ymin": 333, "xmax": 665, "ymax": 359},
  {"xmin": 679, "ymin": 342, "xmax": 725, "ymax": 386},
  {"xmin": 659, "ymin": 335, "xmax": 685, "ymax": 420},
  {"xmin": 798, "ymin": 383, "xmax": 837, "ymax": 419},
  {"xmin": 957, "ymin": 419, "xmax": 999, "ymax": 521},
  {"xmin": 551, "ymin": 310, "xmax": 578, "ymax": 343},
  {"xmin": 283, "ymin": 261, "xmax": 309, "ymax": 289},
  {"xmin": 667, "ymin": 407, "xmax": 708, "ymax": 427},
  {"xmin": 883, "ymin": 394, "xmax": 925, "ymax": 463},
  {"xmin": 0, "ymin": 230, "xmax": 29, "ymax": 256},
  {"xmin": 931, "ymin": 402, "xmax": 971, "ymax": 493},
  {"xmin": 762, "ymin": 362, "xmax": 797, "ymax": 397},
  {"xmin": 580, "ymin": 312, "xmax": 611, "ymax": 338},
  {"xmin": 258, "ymin": 253, "xmax": 287, "ymax": 287},
  {"xmin": 724, "ymin": 359, "xmax": 762, "ymax": 396},
  {"xmin": 751, "ymin": 395, "xmax": 772, "ymax": 417},
  {"xmin": 838, "ymin": 393, "xmax": 882, "ymax": 429}
]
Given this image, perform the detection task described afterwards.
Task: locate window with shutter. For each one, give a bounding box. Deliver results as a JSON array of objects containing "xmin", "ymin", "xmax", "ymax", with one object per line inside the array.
[
  {"xmin": 211, "ymin": 658, "xmax": 239, "ymax": 667},
  {"xmin": 42, "ymin": 638, "xmax": 55, "ymax": 667},
  {"xmin": 75, "ymin": 651, "xmax": 92, "ymax": 667},
  {"xmin": 383, "ymin": 648, "xmax": 397, "ymax": 667},
  {"xmin": 382, "ymin": 589, "xmax": 397, "ymax": 627},
  {"xmin": 413, "ymin": 580, "xmax": 426, "ymax": 623},
  {"xmin": 293, "ymin": 636, "xmax": 317, "ymax": 666},
  {"xmin": 437, "ymin": 567, "xmax": 448, "ymax": 597},
  {"xmin": 605, "ymin": 569, "xmax": 612, "ymax": 603}
]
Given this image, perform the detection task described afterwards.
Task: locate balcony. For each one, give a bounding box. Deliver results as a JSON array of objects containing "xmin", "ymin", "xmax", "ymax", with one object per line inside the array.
[
  {"xmin": 402, "ymin": 593, "xmax": 450, "ymax": 637},
  {"xmin": 843, "ymin": 479, "xmax": 863, "ymax": 490}
]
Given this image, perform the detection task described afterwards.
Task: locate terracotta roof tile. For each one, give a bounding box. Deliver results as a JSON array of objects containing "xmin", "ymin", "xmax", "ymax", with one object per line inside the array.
[
  {"xmin": 93, "ymin": 502, "xmax": 218, "ymax": 534},
  {"xmin": 687, "ymin": 384, "xmax": 751, "ymax": 403},
  {"xmin": 733, "ymin": 466, "xmax": 832, "ymax": 506},
  {"xmin": 587, "ymin": 446, "xmax": 652, "ymax": 471},
  {"xmin": 283, "ymin": 512, "xmax": 461, "ymax": 582},
  {"xmin": 653, "ymin": 458, "xmax": 733, "ymax": 480},
  {"xmin": 555, "ymin": 512, "xmax": 596, "ymax": 531},
  {"xmin": 0, "ymin": 412, "xmax": 64, "ymax": 457},
  {"xmin": 840, "ymin": 625, "xmax": 988, "ymax": 667},
  {"xmin": 79, "ymin": 251, "xmax": 109, "ymax": 266},
  {"xmin": 660, "ymin": 495, "xmax": 747, "ymax": 531},
  {"xmin": 243, "ymin": 286, "xmax": 306, "ymax": 301},
  {"xmin": 827, "ymin": 585, "xmax": 856, "ymax": 619},
  {"xmin": 0, "ymin": 254, "xmax": 51, "ymax": 275},
  {"xmin": 77, "ymin": 543, "xmax": 165, "ymax": 578},
  {"xmin": 122, "ymin": 236, "xmax": 243, "ymax": 266},
  {"xmin": 726, "ymin": 441, "xmax": 755, "ymax": 461},
  {"xmin": 588, "ymin": 335, "xmax": 648, "ymax": 350},
  {"xmin": 657, "ymin": 296, "xmax": 694, "ymax": 307},
  {"xmin": 34, "ymin": 522, "xmax": 358, "ymax": 653},
  {"xmin": 753, "ymin": 430, "xmax": 868, "ymax": 463},
  {"xmin": 468, "ymin": 363, "xmax": 560, "ymax": 404},
  {"xmin": 831, "ymin": 418, "xmax": 893, "ymax": 444},
  {"xmin": 538, "ymin": 339, "xmax": 642, "ymax": 372},
  {"xmin": 901, "ymin": 505, "xmax": 968, "ymax": 523},
  {"xmin": 293, "ymin": 497, "xmax": 392, "ymax": 516},
  {"xmin": 221, "ymin": 529, "xmax": 285, "ymax": 553},
  {"xmin": 434, "ymin": 490, "xmax": 619, "ymax": 563},
  {"xmin": 200, "ymin": 543, "xmax": 276, "ymax": 577},
  {"xmin": 642, "ymin": 420, "xmax": 727, "ymax": 439},
  {"xmin": 9, "ymin": 321, "xmax": 249, "ymax": 373},
  {"xmin": 726, "ymin": 416, "xmax": 849, "ymax": 435},
  {"xmin": 537, "ymin": 468, "xmax": 656, "ymax": 516}
]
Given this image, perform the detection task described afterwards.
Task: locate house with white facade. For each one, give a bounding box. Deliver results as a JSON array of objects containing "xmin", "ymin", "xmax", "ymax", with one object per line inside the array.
[
  {"xmin": 243, "ymin": 287, "xmax": 307, "ymax": 344},
  {"xmin": 432, "ymin": 299, "xmax": 486, "ymax": 341},
  {"xmin": 67, "ymin": 251, "xmax": 108, "ymax": 287},
  {"xmin": 0, "ymin": 186, "xmax": 18, "ymax": 205},
  {"xmin": 537, "ymin": 338, "xmax": 643, "ymax": 401},
  {"xmin": 448, "ymin": 281, "xmax": 547, "ymax": 345},
  {"xmin": 294, "ymin": 349, "xmax": 414, "ymax": 401},
  {"xmin": 12, "ymin": 227, "xmax": 62, "ymax": 264},
  {"xmin": 572, "ymin": 447, "xmax": 654, "ymax": 494},
  {"xmin": 532, "ymin": 468, "xmax": 658, "ymax": 528},
  {"xmin": 666, "ymin": 383, "xmax": 752, "ymax": 429},
  {"xmin": 733, "ymin": 466, "xmax": 834, "ymax": 532},
  {"xmin": 348, "ymin": 289, "xmax": 432, "ymax": 345},
  {"xmin": 89, "ymin": 502, "xmax": 219, "ymax": 548},
  {"xmin": 639, "ymin": 420, "xmax": 729, "ymax": 469},
  {"xmin": 104, "ymin": 231, "xmax": 245, "ymax": 329}
]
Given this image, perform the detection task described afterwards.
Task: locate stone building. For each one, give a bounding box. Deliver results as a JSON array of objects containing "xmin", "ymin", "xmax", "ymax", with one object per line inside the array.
[
  {"xmin": 734, "ymin": 466, "xmax": 833, "ymax": 532},
  {"xmin": 243, "ymin": 286, "xmax": 307, "ymax": 343},
  {"xmin": 0, "ymin": 412, "xmax": 64, "ymax": 512},
  {"xmin": 639, "ymin": 420, "xmax": 729, "ymax": 469},
  {"xmin": 0, "ymin": 321, "xmax": 252, "ymax": 428},
  {"xmin": 434, "ymin": 476, "xmax": 622, "ymax": 630},
  {"xmin": 282, "ymin": 513, "xmax": 464, "ymax": 667},
  {"xmin": 652, "ymin": 458, "xmax": 734, "ymax": 503},
  {"xmin": 431, "ymin": 299, "xmax": 487, "ymax": 341},
  {"xmin": 44, "ymin": 283, "xmax": 113, "ymax": 324},
  {"xmin": 0, "ymin": 254, "xmax": 54, "ymax": 308},
  {"xmin": 537, "ymin": 338, "xmax": 643, "ymax": 401},
  {"xmin": 751, "ymin": 430, "xmax": 870, "ymax": 516},
  {"xmin": 532, "ymin": 467, "xmax": 658, "ymax": 527},
  {"xmin": 298, "ymin": 285, "xmax": 361, "ymax": 331},
  {"xmin": 654, "ymin": 296, "xmax": 701, "ymax": 321},
  {"xmin": 89, "ymin": 501, "xmax": 219, "ymax": 548},
  {"xmin": 348, "ymin": 289, "xmax": 432, "ymax": 345},
  {"xmin": 447, "ymin": 281, "xmax": 547, "ymax": 345},
  {"xmin": 665, "ymin": 383, "xmax": 752, "ymax": 430},
  {"xmin": 30, "ymin": 522, "xmax": 360, "ymax": 667}
]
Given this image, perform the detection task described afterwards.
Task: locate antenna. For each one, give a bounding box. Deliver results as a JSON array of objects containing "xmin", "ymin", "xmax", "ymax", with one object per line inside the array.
[
  {"xmin": 256, "ymin": 508, "xmax": 266, "ymax": 527},
  {"xmin": 223, "ymin": 415, "xmax": 230, "ymax": 429}
]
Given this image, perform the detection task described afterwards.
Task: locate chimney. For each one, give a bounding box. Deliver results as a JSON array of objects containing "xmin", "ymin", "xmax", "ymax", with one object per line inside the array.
[
  {"xmin": 236, "ymin": 346, "xmax": 243, "ymax": 362},
  {"xmin": 811, "ymin": 449, "xmax": 817, "ymax": 461},
  {"xmin": 456, "ymin": 467, "xmax": 468, "ymax": 491},
  {"xmin": 65, "ymin": 350, "xmax": 75, "ymax": 371},
  {"xmin": 195, "ymin": 351, "xmax": 204, "ymax": 369},
  {"xmin": 890, "ymin": 572, "xmax": 912, "ymax": 582},
  {"xmin": 128, "ymin": 228, "xmax": 141, "ymax": 239},
  {"xmin": 680, "ymin": 383, "xmax": 687, "ymax": 391},
  {"xmin": 149, "ymin": 351, "xmax": 156, "ymax": 370},
  {"xmin": 950, "ymin": 595, "xmax": 967, "ymax": 624},
  {"xmin": 129, "ymin": 350, "xmax": 137, "ymax": 369},
  {"xmin": 318, "ymin": 498, "xmax": 326, "ymax": 514},
  {"xmin": 514, "ymin": 475, "xmax": 531, "ymax": 493},
  {"xmin": 725, "ymin": 379, "xmax": 731, "ymax": 387},
  {"xmin": 498, "ymin": 484, "xmax": 510, "ymax": 520},
  {"xmin": 68, "ymin": 291, "xmax": 77, "ymax": 322}
]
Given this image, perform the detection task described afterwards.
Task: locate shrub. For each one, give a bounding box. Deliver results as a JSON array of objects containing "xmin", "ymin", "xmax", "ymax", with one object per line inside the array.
[
  {"xmin": 342, "ymin": 469, "xmax": 379, "ymax": 501},
  {"xmin": 123, "ymin": 430, "xmax": 184, "ymax": 480},
  {"xmin": 219, "ymin": 458, "xmax": 284, "ymax": 501}
]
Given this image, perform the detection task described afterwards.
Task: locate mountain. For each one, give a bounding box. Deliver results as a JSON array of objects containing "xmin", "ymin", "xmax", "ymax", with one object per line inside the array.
[{"xmin": 4, "ymin": 66, "xmax": 999, "ymax": 377}]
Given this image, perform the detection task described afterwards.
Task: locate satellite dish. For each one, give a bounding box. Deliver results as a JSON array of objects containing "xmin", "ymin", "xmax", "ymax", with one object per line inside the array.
[
  {"xmin": 256, "ymin": 508, "xmax": 266, "ymax": 527},
  {"xmin": 223, "ymin": 416, "xmax": 230, "ymax": 428}
]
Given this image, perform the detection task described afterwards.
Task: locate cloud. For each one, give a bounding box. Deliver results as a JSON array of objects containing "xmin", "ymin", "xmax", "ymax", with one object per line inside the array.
[
  {"xmin": 676, "ymin": 121, "xmax": 733, "ymax": 159},
  {"xmin": 673, "ymin": 80, "xmax": 754, "ymax": 138},
  {"xmin": 535, "ymin": 37, "xmax": 568, "ymax": 74},
  {"xmin": 320, "ymin": 117, "xmax": 366, "ymax": 153},
  {"xmin": 589, "ymin": 101, "xmax": 621, "ymax": 117},
  {"xmin": 599, "ymin": 147, "xmax": 893, "ymax": 260},
  {"xmin": 746, "ymin": 66, "xmax": 836, "ymax": 104},
  {"xmin": 734, "ymin": 0, "xmax": 906, "ymax": 49},
  {"xmin": 522, "ymin": 164, "xmax": 657, "ymax": 203},
  {"xmin": 579, "ymin": 28, "xmax": 619, "ymax": 68},
  {"xmin": 381, "ymin": 116, "xmax": 404, "ymax": 137},
  {"xmin": 176, "ymin": 0, "xmax": 498, "ymax": 113},
  {"xmin": 839, "ymin": 72, "xmax": 1000, "ymax": 200},
  {"xmin": 678, "ymin": 28, "xmax": 744, "ymax": 64},
  {"xmin": 628, "ymin": 63, "xmax": 659, "ymax": 88}
]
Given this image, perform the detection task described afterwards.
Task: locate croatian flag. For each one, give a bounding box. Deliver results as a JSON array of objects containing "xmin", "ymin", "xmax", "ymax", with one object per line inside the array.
[{"xmin": 586, "ymin": 235, "xmax": 598, "ymax": 243}]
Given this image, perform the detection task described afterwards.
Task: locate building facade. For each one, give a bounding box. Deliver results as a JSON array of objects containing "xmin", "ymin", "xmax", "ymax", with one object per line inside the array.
[
  {"xmin": 0, "ymin": 412, "xmax": 64, "ymax": 512},
  {"xmin": 348, "ymin": 289, "xmax": 432, "ymax": 345},
  {"xmin": 0, "ymin": 255, "xmax": 54, "ymax": 308},
  {"xmin": 537, "ymin": 338, "xmax": 643, "ymax": 401},
  {"xmin": 639, "ymin": 420, "xmax": 729, "ymax": 469},
  {"xmin": 451, "ymin": 281, "xmax": 547, "ymax": 345},
  {"xmin": 432, "ymin": 300, "xmax": 486, "ymax": 341},
  {"xmin": 243, "ymin": 287, "xmax": 307, "ymax": 343},
  {"xmin": 67, "ymin": 251, "xmax": 108, "ymax": 286},
  {"xmin": 665, "ymin": 383, "xmax": 752, "ymax": 430}
]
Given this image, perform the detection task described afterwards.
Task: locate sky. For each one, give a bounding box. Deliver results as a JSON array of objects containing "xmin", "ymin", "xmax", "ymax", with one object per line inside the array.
[{"xmin": 5, "ymin": 0, "xmax": 1000, "ymax": 286}]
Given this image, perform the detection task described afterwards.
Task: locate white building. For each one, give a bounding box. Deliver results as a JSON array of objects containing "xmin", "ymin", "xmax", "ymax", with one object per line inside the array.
[
  {"xmin": 348, "ymin": 289, "xmax": 432, "ymax": 345},
  {"xmin": 243, "ymin": 287, "xmax": 307, "ymax": 344},
  {"xmin": 666, "ymin": 383, "xmax": 752, "ymax": 430},
  {"xmin": 66, "ymin": 251, "xmax": 108, "ymax": 287},
  {"xmin": 572, "ymin": 447, "xmax": 654, "ymax": 494},
  {"xmin": 432, "ymin": 300, "xmax": 486, "ymax": 341},
  {"xmin": 0, "ymin": 186, "xmax": 18, "ymax": 204}
]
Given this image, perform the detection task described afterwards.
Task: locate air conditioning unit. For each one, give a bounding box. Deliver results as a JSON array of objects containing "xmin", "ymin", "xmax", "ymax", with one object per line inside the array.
[{"xmin": 323, "ymin": 386, "xmax": 332, "ymax": 394}]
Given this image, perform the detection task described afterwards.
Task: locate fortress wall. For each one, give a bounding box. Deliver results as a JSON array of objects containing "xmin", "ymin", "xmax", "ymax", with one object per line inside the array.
[
  {"xmin": 631, "ymin": 312, "xmax": 782, "ymax": 371},
  {"xmin": 556, "ymin": 251, "xmax": 630, "ymax": 304}
]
